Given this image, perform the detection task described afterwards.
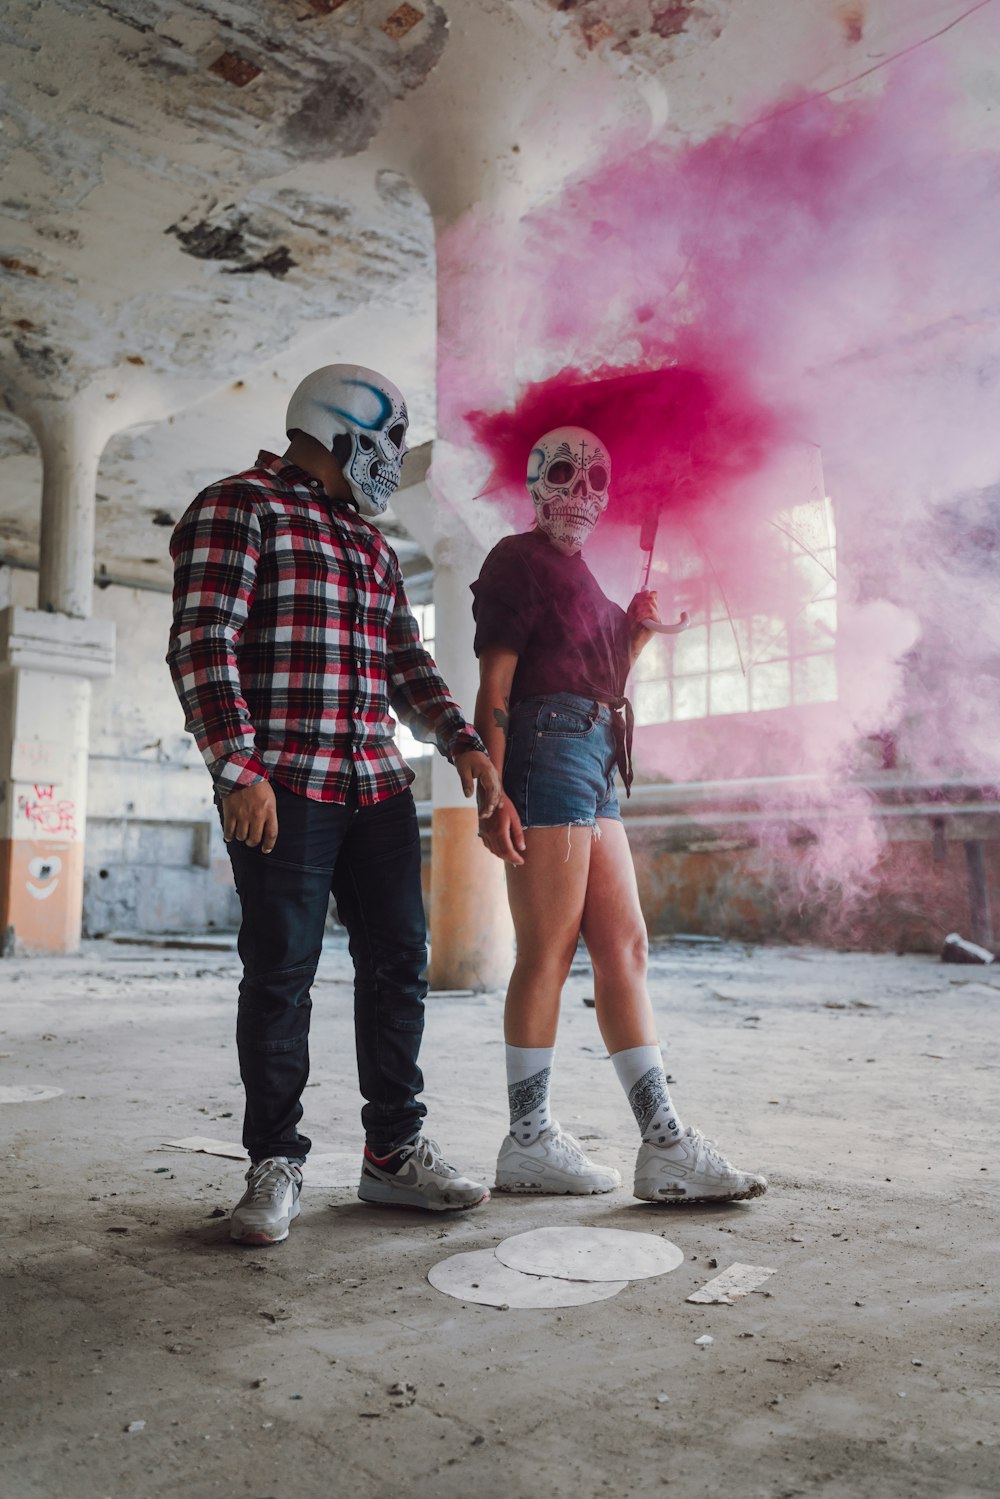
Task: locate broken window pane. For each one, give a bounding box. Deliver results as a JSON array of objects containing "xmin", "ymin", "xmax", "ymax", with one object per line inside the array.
[{"xmin": 793, "ymin": 598, "xmax": 837, "ymax": 653}]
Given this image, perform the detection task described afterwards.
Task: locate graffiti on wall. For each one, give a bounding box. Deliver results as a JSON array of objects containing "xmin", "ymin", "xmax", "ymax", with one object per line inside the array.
[
  {"xmin": 16, "ymin": 784, "xmax": 78, "ymax": 840},
  {"xmin": 26, "ymin": 853, "xmax": 62, "ymax": 900}
]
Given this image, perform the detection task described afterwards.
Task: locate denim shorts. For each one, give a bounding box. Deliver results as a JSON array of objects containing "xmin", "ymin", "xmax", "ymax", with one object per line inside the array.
[{"xmin": 503, "ymin": 693, "xmax": 622, "ymax": 829}]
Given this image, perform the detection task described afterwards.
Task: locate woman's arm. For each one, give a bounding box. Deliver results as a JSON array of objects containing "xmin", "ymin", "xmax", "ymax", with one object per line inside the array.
[
  {"xmin": 475, "ymin": 645, "xmax": 517, "ymax": 772},
  {"xmin": 474, "ymin": 645, "xmax": 526, "ymax": 865}
]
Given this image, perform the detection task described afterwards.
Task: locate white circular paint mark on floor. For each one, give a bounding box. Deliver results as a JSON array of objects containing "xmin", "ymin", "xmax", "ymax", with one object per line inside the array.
[
  {"xmin": 427, "ymin": 1248, "xmax": 628, "ymax": 1308},
  {"xmin": 495, "ymin": 1226, "xmax": 684, "ymax": 1283},
  {"xmin": 0, "ymin": 1084, "xmax": 64, "ymax": 1104}
]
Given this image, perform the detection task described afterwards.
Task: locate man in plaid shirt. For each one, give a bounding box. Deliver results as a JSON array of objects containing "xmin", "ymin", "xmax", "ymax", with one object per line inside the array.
[{"xmin": 167, "ymin": 363, "xmax": 500, "ymax": 1244}]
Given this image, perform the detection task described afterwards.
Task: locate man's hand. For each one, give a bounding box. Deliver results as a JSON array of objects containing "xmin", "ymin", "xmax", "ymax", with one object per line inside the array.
[
  {"xmin": 479, "ymin": 796, "xmax": 526, "ymax": 866},
  {"xmin": 222, "ymin": 781, "xmax": 278, "ymax": 854},
  {"xmin": 454, "ymin": 749, "xmax": 502, "ymax": 818}
]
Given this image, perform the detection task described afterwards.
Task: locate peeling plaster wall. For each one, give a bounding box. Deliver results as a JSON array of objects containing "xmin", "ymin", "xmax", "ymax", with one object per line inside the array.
[
  {"xmin": 0, "ymin": 273, "xmax": 439, "ymax": 589},
  {"xmin": 1, "ymin": 0, "xmax": 442, "ymax": 400},
  {"xmin": 2, "ymin": 565, "xmax": 238, "ymax": 934},
  {"xmin": 527, "ymin": 0, "xmax": 731, "ymax": 59},
  {"xmin": 627, "ymin": 815, "xmax": 1000, "ymax": 954}
]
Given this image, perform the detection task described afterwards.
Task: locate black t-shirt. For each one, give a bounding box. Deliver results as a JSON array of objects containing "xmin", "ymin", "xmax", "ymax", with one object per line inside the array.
[{"xmin": 471, "ymin": 529, "xmax": 631, "ymax": 705}]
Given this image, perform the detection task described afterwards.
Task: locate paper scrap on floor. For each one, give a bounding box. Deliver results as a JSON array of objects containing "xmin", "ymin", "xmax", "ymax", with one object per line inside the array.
[
  {"xmin": 161, "ymin": 1139, "xmax": 352, "ymax": 1183},
  {"xmin": 496, "ymin": 1226, "xmax": 683, "ymax": 1283},
  {"xmin": 429, "ymin": 1248, "xmax": 628, "ymax": 1309},
  {"xmin": 687, "ymin": 1262, "xmax": 776, "ymax": 1304},
  {"xmin": 0, "ymin": 1084, "xmax": 64, "ymax": 1104},
  {"xmin": 162, "ymin": 1137, "xmax": 248, "ymax": 1160}
]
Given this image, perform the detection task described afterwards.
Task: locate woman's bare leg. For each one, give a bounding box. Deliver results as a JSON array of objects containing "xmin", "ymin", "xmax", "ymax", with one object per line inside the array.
[
  {"xmin": 497, "ymin": 822, "xmax": 621, "ymax": 1195},
  {"xmin": 503, "ymin": 825, "xmax": 593, "ymax": 1046},
  {"xmin": 580, "ymin": 819, "xmax": 657, "ymax": 1053}
]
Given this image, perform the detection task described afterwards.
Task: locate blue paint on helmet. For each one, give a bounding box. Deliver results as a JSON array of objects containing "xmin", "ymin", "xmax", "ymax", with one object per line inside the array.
[{"xmin": 321, "ymin": 380, "xmax": 393, "ymax": 431}]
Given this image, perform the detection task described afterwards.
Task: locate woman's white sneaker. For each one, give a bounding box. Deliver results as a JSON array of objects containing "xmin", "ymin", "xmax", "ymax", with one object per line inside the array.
[
  {"xmin": 496, "ymin": 1123, "xmax": 621, "ymax": 1195},
  {"xmin": 634, "ymin": 1126, "xmax": 766, "ymax": 1203},
  {"xmin": 230, "ymin": 1157, "xmax": 302, "ymax": 1245}
]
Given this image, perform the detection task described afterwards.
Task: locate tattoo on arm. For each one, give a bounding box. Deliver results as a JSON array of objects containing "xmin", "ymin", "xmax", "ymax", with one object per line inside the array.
[{"xmin": 493, "ymin": 698, "xmax": 510, "ymax": 734}]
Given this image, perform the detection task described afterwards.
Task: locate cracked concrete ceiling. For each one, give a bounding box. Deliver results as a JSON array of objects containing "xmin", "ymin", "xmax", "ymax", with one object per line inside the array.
[{"xmin": 2, "ymin": 0, "xmax": 996, "ymax": 599}]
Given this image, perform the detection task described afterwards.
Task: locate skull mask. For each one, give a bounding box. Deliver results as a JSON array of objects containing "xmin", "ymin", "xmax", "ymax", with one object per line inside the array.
[
  {"xmin": 285, "ymin": 363, "xmax": 408, "ymax": 517},
  {"xmin": 527, "ymin": 426, "xmax": 611, "ymax": 555}
]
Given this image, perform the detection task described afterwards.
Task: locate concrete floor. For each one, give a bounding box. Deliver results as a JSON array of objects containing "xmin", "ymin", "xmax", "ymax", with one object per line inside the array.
[{"xmin": 1, "ymin": 935, "xmax": 998, "ymax": 1499}]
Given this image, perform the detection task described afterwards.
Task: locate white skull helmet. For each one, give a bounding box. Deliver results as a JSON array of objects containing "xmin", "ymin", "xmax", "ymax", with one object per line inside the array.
[
  {"xmin": 285, "ymin": 363, "xmax": 408, "ymax": 516},
  {"xmin": 527, "ymin": 426, "xmax": 611, "ymax": 555}
]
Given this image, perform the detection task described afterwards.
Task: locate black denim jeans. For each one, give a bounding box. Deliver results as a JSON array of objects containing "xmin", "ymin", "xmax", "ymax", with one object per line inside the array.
[{"xmin": 224, "ymin": 781, "xmax": 428, "ymax": 1162}]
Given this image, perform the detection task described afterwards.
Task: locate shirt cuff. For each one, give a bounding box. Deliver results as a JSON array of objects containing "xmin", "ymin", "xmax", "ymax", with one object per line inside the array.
[
  {"xmin": 209, "ymin": 750, "xmax": 270, "ymax": 795},
  {"xmin": 447, "ymin": 724, "xmax": 488, "ymax": 761}
]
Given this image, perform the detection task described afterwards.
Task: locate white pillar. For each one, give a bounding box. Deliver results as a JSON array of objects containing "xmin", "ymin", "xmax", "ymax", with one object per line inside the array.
[
  {"xmin": 33, "ymin": 399, "xmax": 105, "ymax": 619},
  {"xmin": 0, "ymin": 394, "xmax": 116, "ymax": 952},
  {"xmin": 0, "ymin": 608, "xmax": 114, "ymax": 953},
  {"xmin": 427, "ymin": 532, "xmax": 513, "ymax": 991}
]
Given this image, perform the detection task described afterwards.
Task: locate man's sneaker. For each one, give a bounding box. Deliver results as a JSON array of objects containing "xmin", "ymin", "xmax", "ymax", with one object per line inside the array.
[
  {"xmin": 230, "ymin": 1157, "xmax": 302, "ymax": 1245},
  {"xmin": 358, "ymin": 1135, "xmax": 489, "ymax": 1212},
  {"xmin": 495, "ymin": 1123, "xmax": 621, "ymax": 1195},
  {"xmin": 634, "ymin": 1126, "xmax": 767, "ymax": 1204}
]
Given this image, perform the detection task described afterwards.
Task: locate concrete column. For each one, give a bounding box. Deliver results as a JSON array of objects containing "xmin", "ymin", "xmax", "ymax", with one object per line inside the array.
[
  {"xmin": 33, "ymin": 400, "xmax": 105, "ymax": 619},
  {"xmin": 0, "ymin": 393, "xmax": 119, "ymax": 953},
  {"xmin": 427, "ymin": 533, "xmax": 513, "ymax": 992},
  {"xmin": 0, "ymin": 608, "xmax": 114, "ymax": 954}
]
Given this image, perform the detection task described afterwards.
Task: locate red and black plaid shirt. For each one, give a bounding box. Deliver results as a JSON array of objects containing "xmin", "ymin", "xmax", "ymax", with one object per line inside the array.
[{"xmin": 167, "ymin": 451, "xmax": 484, "ymax": 805}]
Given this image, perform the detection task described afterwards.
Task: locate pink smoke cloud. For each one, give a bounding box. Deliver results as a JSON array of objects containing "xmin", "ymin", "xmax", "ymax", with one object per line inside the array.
[{"xmin": 438, "ymin": 14, "xmax": 1000, "ymax": 920}]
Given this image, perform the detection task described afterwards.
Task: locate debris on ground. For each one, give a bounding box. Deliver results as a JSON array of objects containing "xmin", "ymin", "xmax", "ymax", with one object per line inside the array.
[
  {"xmin": 162, "ymin": 1137, "xmax": 247, "ymax": 1160},
  {"xmin": 941, "ymin": 933, "xmax": 994, "ymax": 965},
  {"xmin": 687, "ymin": 1263, "xmax": 777, "ymax": 1305}
]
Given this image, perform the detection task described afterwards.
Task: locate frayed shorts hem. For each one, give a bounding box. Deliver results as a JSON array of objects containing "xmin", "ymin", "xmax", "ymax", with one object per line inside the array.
[{"xmin": 519, "ymin": 817, "xmax": 601, "ymax": 830}]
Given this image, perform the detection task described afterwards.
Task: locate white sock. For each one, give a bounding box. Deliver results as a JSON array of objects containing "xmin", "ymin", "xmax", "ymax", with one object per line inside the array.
[
  {"xmin": 611, "ymin": 1044, "xmax": 684, "ymax": 1147},
  {"xmin": 506, "ymin": 1044, "xmax": 554, "ymax": 1144}
]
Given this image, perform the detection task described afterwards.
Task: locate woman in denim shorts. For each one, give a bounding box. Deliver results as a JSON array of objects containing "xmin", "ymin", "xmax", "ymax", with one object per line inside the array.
[{"xmin": 471, "ymin": 425, "xmax": 766, "ymax": 1206}]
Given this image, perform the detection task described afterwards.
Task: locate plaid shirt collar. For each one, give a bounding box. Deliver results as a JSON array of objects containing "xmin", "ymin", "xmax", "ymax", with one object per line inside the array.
[{"xmin": 255, "ymin": 449, "xmax": 351, "ymax": 509}]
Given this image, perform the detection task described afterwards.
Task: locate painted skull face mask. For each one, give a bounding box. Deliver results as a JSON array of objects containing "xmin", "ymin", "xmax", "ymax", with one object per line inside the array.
[
  {"xmin": 527, "ymin": 426, "xmax": 611, "ymax": 555},
  {"xmin": 285, "ymin": 363, "xmax": 408, "ymax": 517}
]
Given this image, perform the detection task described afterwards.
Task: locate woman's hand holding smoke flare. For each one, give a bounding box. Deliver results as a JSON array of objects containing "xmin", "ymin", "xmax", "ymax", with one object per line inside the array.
[{"xmin": 628, "ymin": 589, "xmax": 690, "ymax": 638}]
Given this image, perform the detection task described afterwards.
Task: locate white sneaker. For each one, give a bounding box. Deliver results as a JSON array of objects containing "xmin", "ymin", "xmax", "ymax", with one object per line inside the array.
[
  {"xmin": 495, "ymin": 1123, "xmax": 621, "ymax": 1195},
  {"xmin": 634, "ymin": 1126, "xmax": 767, "ymax": 1204},
  {"xmin": 230, "ymin": 1157, "xmax": 302, "ymax": 1245},
  {"xmin": 358, "ymin": 1135, "xmax": 489, "ymax": 1212}
]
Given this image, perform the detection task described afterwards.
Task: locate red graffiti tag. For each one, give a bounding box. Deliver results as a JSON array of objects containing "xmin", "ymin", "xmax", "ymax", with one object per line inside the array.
[{"xmin": 17, "ymin": 786, "xmax": 78, "ymax": 839}]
